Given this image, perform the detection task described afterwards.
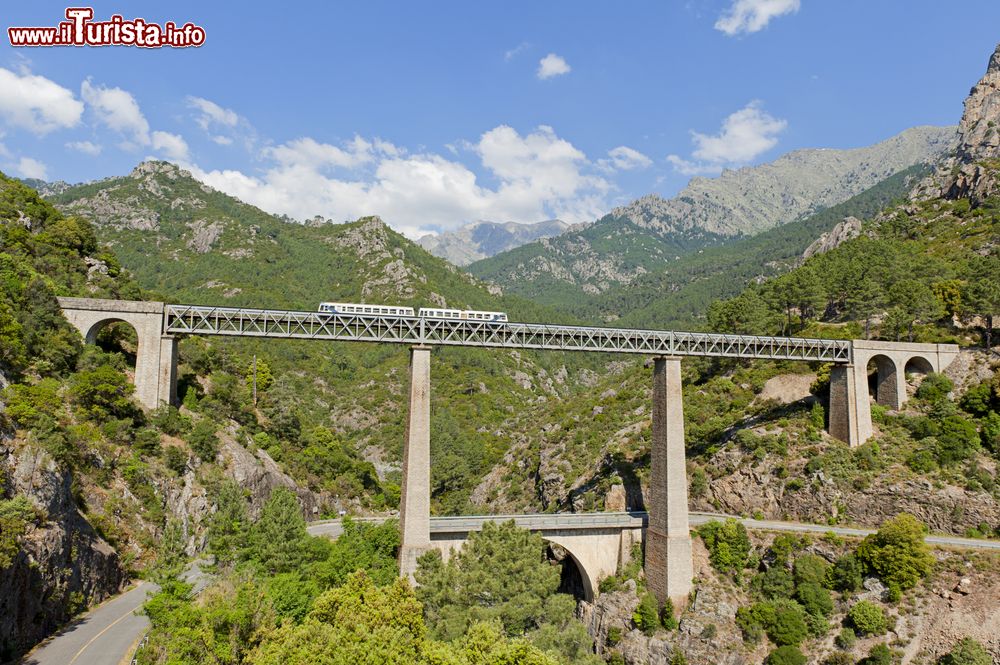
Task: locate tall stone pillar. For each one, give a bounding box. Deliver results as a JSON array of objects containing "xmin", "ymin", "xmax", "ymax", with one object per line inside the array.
[
  {"xmin": 133, "ymin": 334, "xmax": 161, "ymax": 410},
  {"xmin": 645, "ymin": 356, "xmax": 693, "ymax": 609},
  {"xmin": 158, "ymin": 335, "xmax": 178, "ymax": 406},
  {"xmin": 398, "ymin": 346, "xmax": 432, "ymax": 582},
  {"xmin": 828, "ymin": 364, "xmax": 871, "ymax": 447}
]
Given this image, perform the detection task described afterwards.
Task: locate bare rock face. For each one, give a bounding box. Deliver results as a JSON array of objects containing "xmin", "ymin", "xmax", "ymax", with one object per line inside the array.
[
  {"xmin": 0, "ymin": 446, "xmax": 126, "ymax": 658},
  {"xmin": 914, "ymin": 42, "xmax": 1000, "ymax": 201},
  {"xmin": 802, "ymin": 216, "xmax": 862, "ymax": 259},
  {"xmin": 219, "ymin": 438, "xmax": 328, "ymax": 519},
  {"xmin": 956, "ymin": 43, "xmax": 1000, "ymax": 164}
]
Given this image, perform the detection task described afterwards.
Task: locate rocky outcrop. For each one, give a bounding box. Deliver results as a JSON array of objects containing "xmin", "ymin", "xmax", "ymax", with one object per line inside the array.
[
  {"xmin": 417, "ymin": 219, "xmax": 571, "ymax": 266},
  {"xmin": 802, "ymin": 216, "xmax": 862, "ymax": 259},
  {"xmin": 956, "ymin": 43, "xmax": 1000, "ymax": 164},
  {"xmin": 219, "ymin": 437, "xmax": 331, "ymax": 519},
  {"xmin": 913, "ymin": 42, "xmax": 1000, "ymax": 202},
  {"xmin": 0, "ymin": 445, "xmax": 126, "ymax": 659}
]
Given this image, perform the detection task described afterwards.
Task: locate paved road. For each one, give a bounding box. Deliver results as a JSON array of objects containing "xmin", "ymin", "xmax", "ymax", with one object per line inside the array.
[
  {"xmin": 20, "ymin": 581, "xmax": 157, "ymax": 665},
  {"xmin": 307, "ymin": 511, "xmax": 1000, "ymax": 551},
  {"xmin": 19, "ymin": 561, "xmax": 210, "ymax": 665}
]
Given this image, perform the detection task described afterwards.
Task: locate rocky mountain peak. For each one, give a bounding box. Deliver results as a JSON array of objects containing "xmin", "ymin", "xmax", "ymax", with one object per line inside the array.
[
  {"xmin": 802, "ymin": 216, "xmax": 862, "ymax": 259},
  {"xmin": 129, "ymin": 160, "xmax": 187, "ymax": 180},
  {"xmin": 956, "ymin": 41, "xmax": 1000, "ymax": 164}
]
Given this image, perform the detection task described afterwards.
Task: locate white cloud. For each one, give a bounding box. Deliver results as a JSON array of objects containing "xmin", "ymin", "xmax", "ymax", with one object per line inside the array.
[
  {"xmin": 189, "ymin": 124, "xmax": 610, "ymax": 236},
  {"xmin": 14, "ymin": 156, "xmax": 48, "ymax": 179},
  {"xmin": 81, "ymin": 79, "xmax": 150, "ymax": 145},
  {"xmin": 667, "ymin": 101, "xmax": 786, "ymax": 175},
  {"xmin": 604, "ymin": 146, "xmax": 652, "ymax": 171},
  {"xmin": 0, "ymin": 68, "xmax": 83, "ymax": 135},
  {"xmin": 715, "ymin": 0, "xmax": 800, "ymax": 36},
  {"xmin": 504, "ymin": 42, "xmax": 529, "ymax": 61},
  {"xmin": 66, "ymin": 140, "xmax": 102, "ymax": 155},
  {"xmin": 187, "ymin": 96, "xmax": 240, "ymax": 130},
  {"xmin": 151, "ymin": 131, "xmax": 189, "ymax": 161},
  {"xmin": 212, "ymin": 135, "xmax": 234, "ymax": 146},
  {"xmin": 267, "ymin": 136, "xmax": 374, "ymax": 170},
  {"xmin": 537, "ymin": 53, "xmax": 571, "ymax": 79}
]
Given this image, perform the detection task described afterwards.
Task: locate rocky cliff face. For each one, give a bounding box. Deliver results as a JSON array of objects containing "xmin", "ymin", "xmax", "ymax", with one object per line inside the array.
[
  {"xmin": 801, "ymin": 216, "xmax": 863, "ymax": 259},
  {"xmin": 913, "ymin": 42, "xmax": 1000, "ymax": 203},
  {"xmin": 417, "ymin": 219, "xmax": 571, "ymax": 266},
  {"xmin": 0, "ymin": 445, "xmax": 126, "ymax": 659}
]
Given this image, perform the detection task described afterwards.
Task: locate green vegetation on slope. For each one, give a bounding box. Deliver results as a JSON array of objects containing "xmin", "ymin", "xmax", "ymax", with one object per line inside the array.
[{"xmin": 141, "ymin": 507, "xmax": 588, "ymax": 665}]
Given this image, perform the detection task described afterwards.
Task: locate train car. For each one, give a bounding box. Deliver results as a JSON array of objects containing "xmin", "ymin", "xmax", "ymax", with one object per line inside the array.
[
  {"xmin": 318, "ymin": 302, "xmax": 416, "ymax": 316},
  {"xmin": 418, "ymin": 308, "xmax": 508, "ymax": 323}
]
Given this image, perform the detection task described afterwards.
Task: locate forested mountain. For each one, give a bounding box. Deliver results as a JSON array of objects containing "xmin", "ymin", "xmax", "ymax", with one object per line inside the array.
[
  {"xmin": 469, "ymin": 126, "xmax": 955, "ymax": 306},
  {"xmin": 417, "ymin": 218, "xmax": 572, "ymax": 266}
]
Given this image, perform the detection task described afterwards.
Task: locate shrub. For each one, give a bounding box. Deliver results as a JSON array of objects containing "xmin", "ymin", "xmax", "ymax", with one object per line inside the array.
[
  {"xmin": 828, "ymin": 553, "xmax": 864, "ymax": 592},
  {"xmin": 188, "ymin": 419, "xmax": 220, "ymax": 461},
  {"xmin": 796, "ymin": 582, "xmax": 833, "ymax": 619},
  {"xmin": 915, "ymin": 373, "xmax": 954, "ymax": 402},
  {"xmin": 938, "ymin": 637, "xmax": 991, "ymax": 665},
  {"xmin": 823, "ymin": 653, "xmax": 855, "ymax": 665},
  {"xmin": 697, "ymin": 519, "xmax": 751, "ymax": 574},
  {"xmin": 752, "ymin": 566, "xmax": 795, "ymax": 601},
  {"xmin": 793, "ymin": 554, "xmax": 829, "ymax": 587},
  {"xmin": 768, "ymin": 602, "xmax": 810, "ymax": 646},
  {"xmin": 856, "ymin": 513, "xmax": 933, "ymax": 591},
  {"xmin": 859, "ymin": 643, "xmax": 893, "ymax": 665},
  {"xmin": 934, "ymin": 415, "xmax": 981, "ymax": 465},
  {"xmin": 633, "ymin": 592, "xmax": 659, "ymax": 635},
  {"xmin": 134, "ymin": 428, "xmax": 161, "ymax": 456},
  {"xmin": 765, "ymin": 646, "xmax": 807, "ymax": 665},
  {"xmin": 162, "ymin": 446, "xmax": 188, "ymax": 475},
  {"xmin": 605, "ymin": 626, "xmax": 622, "ymax": 647},
  {"xmin": 848, "ymin": 600, "xmax": 888, "ymax": 636},
  {"xmin": 69, "ymin": 364, "xmax": 137, "ymax": 421},
  {"xmin": 835, "ymin": 627, "xmax": 857, "ymax": 649},
  {"xmin": 599, "ymin": 576, "xmax": 622, "ymax": 594},
  {"xmin": 660, "ymin": 598, "xmax": 678, "ymax": 630}
]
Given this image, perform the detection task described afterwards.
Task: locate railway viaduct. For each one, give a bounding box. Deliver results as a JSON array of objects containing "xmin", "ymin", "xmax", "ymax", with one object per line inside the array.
[{"xmin": 57, "ymin": 297, "xmax": 959, "ymax": 607}]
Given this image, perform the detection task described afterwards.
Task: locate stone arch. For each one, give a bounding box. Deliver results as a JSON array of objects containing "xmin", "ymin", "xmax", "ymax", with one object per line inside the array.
[
  {"xmin": 542, "ymin": 534, "xmax": 597, "ymax": 602},
  {"xmin": 57, "ymin": 298, "xmax": 177, "ymax": 409},
  {"xmin": 904, "ymin": 355, "xmax": 935, "ymax": 376},
  {"xmin": 865, "ymin": 353, "xmax": 903, "ymax": 409}
]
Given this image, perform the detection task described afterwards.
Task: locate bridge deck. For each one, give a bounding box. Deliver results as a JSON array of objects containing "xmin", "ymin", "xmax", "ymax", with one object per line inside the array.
[{"xmin": 163, "ymin": 305, "xmax": 852, "ymax": 362}]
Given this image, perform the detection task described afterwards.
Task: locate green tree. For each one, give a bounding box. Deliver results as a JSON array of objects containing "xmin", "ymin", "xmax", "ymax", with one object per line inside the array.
[
  {"xmin": 207, "ymin": 480, "xmax": 250, "ymax": 566},
  {"xmin": 414, "ymin": 520, "xmax": 585, "ymax": 662},
  {"xmin": 187, "ymin": 419, "xmax": 220, "ymax": 461},
  {"xmin": 962, "ymin": 256, "xmax": 1000, "ymax": 350},
  {"xmin": 887, "ymin": 279, "xmax": 944, "ymax": 341},
  {"xmin": 827, "ymin": 553, "xmax": 863, "ymax": 592},
  {"xmin": 856, "ymin": 513, "xmax": 933, "ymax": 591},
  {"xmin": 765, "ymin": 646, "xmax": 807, "ymax": 665},
  {"xmin": 250, "ymin": 487, "xmax": 310, "ymax": 574},
  {"xmin": 69, "ymin": 364, "xmax": 136, "ymax": 421},
  {"xmin": 697, "ymin": 519, "xmax": 751, "ymax": 574}
]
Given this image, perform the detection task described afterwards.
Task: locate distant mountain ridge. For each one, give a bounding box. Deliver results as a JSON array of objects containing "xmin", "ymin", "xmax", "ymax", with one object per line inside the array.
[
  {"xmin": 469, "ymin": 125, "xmax": 956, "ymax": 303},
  {"xmin": 417, "ymin": 219, "xmax": 572, "ymax": 266}
]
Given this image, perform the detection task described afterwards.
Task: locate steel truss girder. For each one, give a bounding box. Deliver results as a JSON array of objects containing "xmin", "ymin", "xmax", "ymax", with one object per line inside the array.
[{"xmin": 163, "ymin": 305, "xmax": 851, "ymax": 363}]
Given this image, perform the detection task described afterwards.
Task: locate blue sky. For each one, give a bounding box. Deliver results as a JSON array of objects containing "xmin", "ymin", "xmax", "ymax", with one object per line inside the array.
[{"xmin": 1, "ymin": 1, "xmax": 999, "ymax": 237}]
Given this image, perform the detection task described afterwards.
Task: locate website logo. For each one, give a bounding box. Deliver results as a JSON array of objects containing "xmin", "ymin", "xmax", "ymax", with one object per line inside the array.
[{"xmin": 8, "ymin": 7, "xmax": 206, "ymax": 48}]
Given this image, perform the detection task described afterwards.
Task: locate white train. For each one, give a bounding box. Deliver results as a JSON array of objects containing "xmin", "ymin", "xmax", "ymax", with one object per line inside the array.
[{"xmin": 318, "ymin": 302, "xmax": 508, "ymax": 323}]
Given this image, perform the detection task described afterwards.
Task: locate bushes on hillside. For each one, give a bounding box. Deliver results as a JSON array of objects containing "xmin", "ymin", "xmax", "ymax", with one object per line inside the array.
[
  {"xmin": 847, "ymin": 601, "xmax": 888, "ymax": 636},
  {"xmin": 697, "ymin": 519, "xmax": 751, "ymax": 575},
  {"xmin": 856, "ymin": 513, "xmax": 933, "ymax": 591},
  {"xmin": 938, "ymin": 637, "xmax": 992, "ymax": 665}
]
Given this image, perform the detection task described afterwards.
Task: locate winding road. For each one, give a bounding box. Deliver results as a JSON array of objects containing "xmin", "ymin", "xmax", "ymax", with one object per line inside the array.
[{"xmin": 19, "ymin": 514, "xmax": 1000, "ymax": 664}]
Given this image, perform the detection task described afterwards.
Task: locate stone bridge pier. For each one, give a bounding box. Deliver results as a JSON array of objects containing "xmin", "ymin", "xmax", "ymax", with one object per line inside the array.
[{"xmin": 57, "ymin": 297, "xmax": 177, "ymax": 409}]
